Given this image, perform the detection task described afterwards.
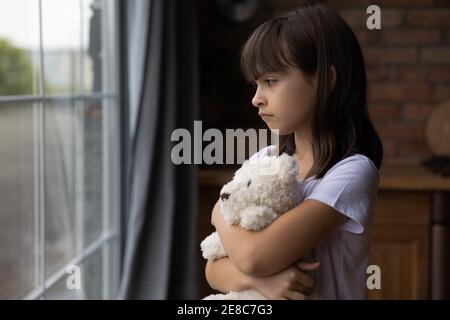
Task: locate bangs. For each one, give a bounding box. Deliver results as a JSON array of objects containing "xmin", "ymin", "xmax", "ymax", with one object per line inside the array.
[{"xmin": 240, "ymin": 18, "xmax": 295, "ymax": 82}]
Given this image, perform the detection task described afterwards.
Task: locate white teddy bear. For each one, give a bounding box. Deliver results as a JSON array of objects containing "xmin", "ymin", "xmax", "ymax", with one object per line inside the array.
[{"xmin": 200, "ymin": 153, "xmax": 301, "ymax": 300}]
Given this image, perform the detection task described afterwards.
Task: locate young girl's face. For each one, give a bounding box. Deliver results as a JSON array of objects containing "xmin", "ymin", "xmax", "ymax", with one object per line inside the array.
[{"xmin": 252, "ymin": 66, "xmax": 317, "ymax": 136}]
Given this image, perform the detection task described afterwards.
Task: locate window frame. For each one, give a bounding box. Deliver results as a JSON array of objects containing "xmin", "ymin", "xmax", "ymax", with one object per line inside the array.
[{"xmin": 0, "ymin": 0, "xmax": 123, "ymax": 300}]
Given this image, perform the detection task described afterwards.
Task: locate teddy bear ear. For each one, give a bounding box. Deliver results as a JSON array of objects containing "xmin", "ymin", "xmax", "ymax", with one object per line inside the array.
[{"xmin": 276, "ymin": 154, "xmax": 299, "ymax": 181}]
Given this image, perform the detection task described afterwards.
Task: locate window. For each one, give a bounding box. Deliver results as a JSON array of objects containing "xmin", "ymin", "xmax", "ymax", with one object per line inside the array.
[{"xmin": 0, "ymin": 0, "xmax": 121, "ymax": 299}]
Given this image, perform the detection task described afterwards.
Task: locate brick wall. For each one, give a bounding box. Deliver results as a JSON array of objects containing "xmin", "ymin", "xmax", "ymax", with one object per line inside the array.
[{"xmin": 265, "ymin": 0, "xmax": 450, "ymax": 163}]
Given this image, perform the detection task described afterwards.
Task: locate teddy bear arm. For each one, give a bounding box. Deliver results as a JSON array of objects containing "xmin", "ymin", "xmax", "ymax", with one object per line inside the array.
[{"xmin": 200, "ymin": 231, "xmax": 227, "ymax": 260}]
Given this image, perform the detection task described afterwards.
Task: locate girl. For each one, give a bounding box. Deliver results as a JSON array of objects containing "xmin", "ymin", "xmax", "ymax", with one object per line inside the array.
[{"xmin": 205, "ymin": 4, "xmax": 382, "ymax": 300}]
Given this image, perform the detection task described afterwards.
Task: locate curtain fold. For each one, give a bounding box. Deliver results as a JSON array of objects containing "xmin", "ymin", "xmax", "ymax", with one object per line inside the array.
[{"xmin": 118, "ymin": 0, "xmax": 200, "ymax": 299}]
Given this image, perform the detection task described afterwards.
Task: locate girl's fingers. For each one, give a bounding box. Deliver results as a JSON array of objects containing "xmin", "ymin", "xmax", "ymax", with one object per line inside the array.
[
  {"xmin": 285, "ymin": 290, "xmax": 306, "ymax": 300},
  {"xmin": 289, "ymin": 282, "xmax": 312, "ymax": 295},
  {"xmin": 295, "ymin": 272, "xmax": 315, "ymax": 288},
  {"xmin": 296, "ymin": 261, "xmax": 320, "ymax": 271}
]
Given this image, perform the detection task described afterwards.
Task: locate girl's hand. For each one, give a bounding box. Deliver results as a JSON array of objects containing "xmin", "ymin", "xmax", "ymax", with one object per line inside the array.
[{"xmin": 249, "ymin": 261, "xmax": 320, "ymax": 300}]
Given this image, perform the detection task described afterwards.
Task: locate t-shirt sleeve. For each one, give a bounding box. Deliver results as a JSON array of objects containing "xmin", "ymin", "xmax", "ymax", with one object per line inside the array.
[
  {"xmin": 248, "ymin": 145, "xmax": 277, "ymax": 160},
  {"xmin": 304, "ymin": 156, "xmax": 380, "ymax": 234}
]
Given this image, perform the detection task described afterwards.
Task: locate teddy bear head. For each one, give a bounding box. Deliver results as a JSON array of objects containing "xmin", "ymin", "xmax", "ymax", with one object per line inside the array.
[{"xmin": 219, "ymin": 153, "xmax": 300, "ymax": 225}]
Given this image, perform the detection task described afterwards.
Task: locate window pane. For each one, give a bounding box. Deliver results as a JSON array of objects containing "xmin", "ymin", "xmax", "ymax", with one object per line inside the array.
[
  {"xmin": 84, "ymin": 240, "xmax": 120, "ymax": 300},
  {"xmin": 84, "ymin": 0, "xmax": 101, "ymax": 94},
  {"xmin": 84, "ymin": 98, "xmax": 103, "ymax": 247},
  {"xmin": 106, "ymin": 238, "xmax": 120, "ymax": 299},
  {"xmin": 0, "ymin": 103, "xmax": 38, "ymax": 299},
  {"xmin": 83, "ymin": 0, "xmax": 118, "ymax": 95},
  {"xmin": 44, "ymin": 100, "xmax": 78, "ymax": 278},
  {"xmin": 0, "ymin": 0, "xmax": 40, "ymax": 95},
  {"xmin": 41, "ymin": 0, "xmax": 82, "ymax": 95},
  {"xmin": 83, "ymin": 247, "xmax": 103, "ymax": 299},
  {"xmin": 83, "ymin": 0, "xmax": 118, "ymax": 94}
]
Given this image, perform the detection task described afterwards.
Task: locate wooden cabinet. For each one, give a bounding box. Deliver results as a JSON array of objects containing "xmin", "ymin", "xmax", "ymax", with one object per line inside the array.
[
  {"xmin": 368, "ymin": 225, "xmax": 429, "ymax": 299},
  {"xmin": 367, "ymin": 191, "xmax": 430, "ymax": 299},
  {"xmin": 366, "ymin": 164, "xmax": 450, "ymax": 300}
]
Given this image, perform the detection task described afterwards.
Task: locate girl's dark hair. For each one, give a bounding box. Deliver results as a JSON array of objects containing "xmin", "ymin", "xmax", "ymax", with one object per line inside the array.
[{"xmin": 240, "ymin": 4, "xmax": 383, "ymax": 179}]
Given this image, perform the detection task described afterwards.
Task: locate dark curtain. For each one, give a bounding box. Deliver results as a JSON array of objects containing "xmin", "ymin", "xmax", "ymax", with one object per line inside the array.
[{"xmin": 118, "ymin": 0, "xmax": 200, "ymax": 299}]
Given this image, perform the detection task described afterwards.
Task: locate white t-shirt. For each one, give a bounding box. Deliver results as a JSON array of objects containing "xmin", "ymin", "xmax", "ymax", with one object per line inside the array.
[{"xmin": 249, "ymin": 145, "xmax": 380, "ymax": 300}]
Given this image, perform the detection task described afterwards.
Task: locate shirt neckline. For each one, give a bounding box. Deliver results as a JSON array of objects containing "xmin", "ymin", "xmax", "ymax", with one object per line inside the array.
[{"xmin": 297, "ymin": 175, "xmax": 316, "ymax": 183}]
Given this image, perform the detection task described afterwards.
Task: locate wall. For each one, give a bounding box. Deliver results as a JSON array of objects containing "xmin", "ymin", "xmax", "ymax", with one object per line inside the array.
[{"xmin": 266, "ymin": 0, "xmax": 450, "ymax": 163}]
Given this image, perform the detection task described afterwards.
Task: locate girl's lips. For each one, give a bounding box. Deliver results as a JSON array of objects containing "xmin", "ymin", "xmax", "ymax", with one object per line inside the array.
[{"xmin": 258, "ymin": 112, "xmax": 274, "ymax": 117}]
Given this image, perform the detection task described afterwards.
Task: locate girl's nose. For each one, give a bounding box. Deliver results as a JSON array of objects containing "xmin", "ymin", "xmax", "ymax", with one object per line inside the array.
[{"xmin": 252, "ymin": 88, "xmax": 266, "ymax": 108}]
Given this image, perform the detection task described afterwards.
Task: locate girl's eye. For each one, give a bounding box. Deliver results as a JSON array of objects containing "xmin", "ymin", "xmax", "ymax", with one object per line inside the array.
[
  {"xmin": 265, "ymin": 79, "xmax": 277, "ymax": 86},
  {"xmin": 247, "ymin": 180, "xmax": 252, "ymax": 187}
]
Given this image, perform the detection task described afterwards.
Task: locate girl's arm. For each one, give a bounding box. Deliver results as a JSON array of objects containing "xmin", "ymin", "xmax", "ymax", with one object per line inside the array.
[
  {"xmin": 205, "ymin": 257, "xmax": 253, "ymax": 293},
  {"xmin": 205, "ymin": 256, "xmax": 319, "ymax": 300},
  {"xmin": 212, "ymin": 199, "xmax": 348, "ymax": 277}
]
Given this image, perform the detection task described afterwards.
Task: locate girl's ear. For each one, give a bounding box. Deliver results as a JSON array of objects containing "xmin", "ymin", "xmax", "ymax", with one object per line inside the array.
[{"xmin": 330, "ymin": 65, "xmax": 337, "ymax": 90}]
